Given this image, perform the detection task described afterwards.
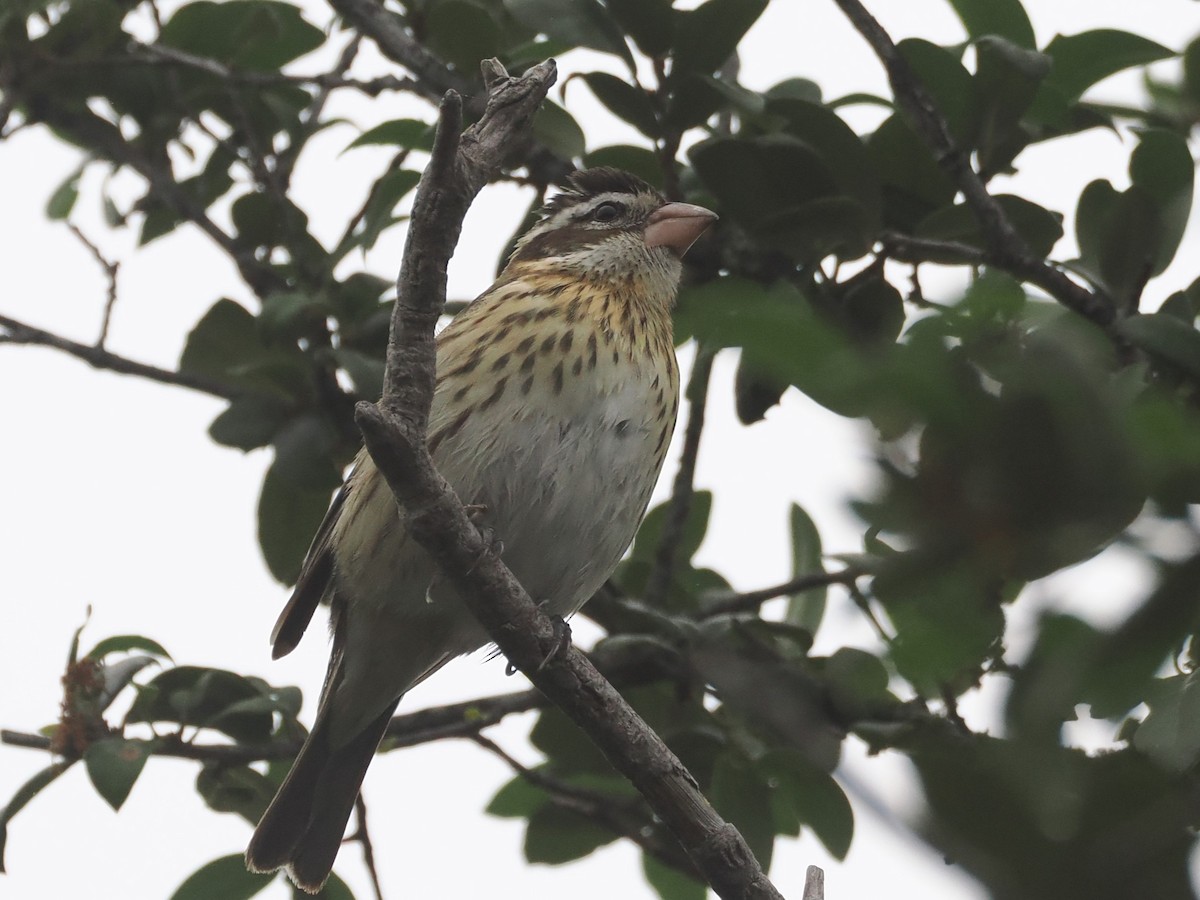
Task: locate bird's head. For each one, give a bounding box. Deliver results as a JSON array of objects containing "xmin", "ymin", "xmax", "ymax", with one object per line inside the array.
[{"xmin": 506, "ymin": 168, "xmax": 716, "ymax": 295}]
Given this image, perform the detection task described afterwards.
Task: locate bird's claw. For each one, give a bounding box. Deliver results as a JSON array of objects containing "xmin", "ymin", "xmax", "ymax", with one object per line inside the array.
[{"xmin": 537, "ymin": 610, "xmax": 572, "ymax": 672}]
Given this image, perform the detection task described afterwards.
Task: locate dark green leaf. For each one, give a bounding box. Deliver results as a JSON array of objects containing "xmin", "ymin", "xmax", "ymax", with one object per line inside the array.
[
  {"xmin": 196, "ymin": 763, "xmax": 277, "ymax": 823},
  {"xmin": 733, "ymin": 355, "xmax": 788, "ymax": 424},
  {"xmin": 486, "ymin": 775, "xmax": 549, "ymax": 818},
  {"xmin": 759, "ymin": 749, "xmax": 854, "ymax": 859},
  {"xmin": 972, "ymin": 36, "xmax": 1051, "ymax": 174},
  {"xmin": 1128, "ymin": 129, "xmax": 1194, "ymax": 277},
  {"xmin": 84, "ymin": 738, "xmax": 156, "ymax": 811},
  {"xmin": 867, "ymin": 114, "xmax": 957, "ymax": 229},
  {"xmin": 532, "ymin": 101, "xmax": 586, "ymax": 160},
  {"xmin": 332, "ymin": 348, "xmax": 384, "ymax": 400},
  {"xmin": 127, "ymin": 667, "xmax": 275, "ymax": 741},
  {"xmin": 179, "ymin": 299, "xmax": 259, "ymax": 380},
  {"xmin": 344, "ymin": 119, "xmax": 435, "ymax": 153},
  {"xmin": 356, "ymin": 169, "xmax": 420, "ymax": 253},
  {"xmin": 944, "ymin": 0, "xmax": 1036, "ymax": 47},
  {"xmin": 209, "ymin": 396, "xmax": 291, "ymax": 451},
  {"xmin": 259, "ymin": 456, "xmax": 336, "ymax": 584},
  {"xmin": 838, "ymin": 275, "xmax": 906, "ymax": 347},
  {"xmin": 524, "ymin": 804, "xmax": 618, "ymax": 864},
  {"xmin": 899, "ymin": 39, "xmax": 974, "ymax": 143},
  {"xmin": 98, "ymin": 657, "xmax": 160, "ymax": 711},
  {"xmin": 425, "ymin": 0, "xmax": 501, "ymax": 71},
  {"xmin": 169, "ymin": 854, "xmax": 274, "ymax": 900},
  {"xmin": 918, "ymin": 194, "xmax": 1063, "ymax": 258},
  {"xmin": 710, "ymin": 753, "xmax": 775, "ymax": 870},
  {"xmin": 1134, "ymin": 673, "xmax": 1200, "ymax": 771},
  {"xmin": 160, "ymin": 1, "xmax": 325, "ymax": 71},
  {"xmin": 85, "ymin": 635, "xmax": 172, "ymax": 662},
  {"xmin": 46, "ymin": 166, "xmax": 82, "ymax": 220},
  {"xmin": 271, "ymin": 414, "xmax": 342, "ymax": 489},
  {"xmin": 672, "ymin": 0, "xmax": 768, "ymax": 75},
  {"xmin": 1005, "ymin": 613, "xmax": 1101, "ymax": 742},
  {"xmin": 504, "ymin": 0, "xmax": 632, "ymax": 65},
  {"xmin": 784, "ymin": 504, "xmax": 825, "ymax": 632},
  {"xmin": 311, "ymin": 872, "xmax": 354, "ymax": 900},
  {"xmin": 823, "ymin": 647, "xmax": 896, "ymax": 722},
  {"xmin": 1117, "ymin": 314, "xmax": 1200, "ymax": 382},
  {"xmin": 642, "ymin": 854, "xmax": 705, "ymax": 900},
  {"xmin": 1042, "ymin": 29, "xmax": 1175, "ymax": 103},
  {"xmin": 630, "ymin": 491, "xmax": 713, "ymax": 564},
  {"xmin": 582, "ymin": 145, "xmax": 664, "ymax": 188},
  {"xmin": 578, "ymin": 72, "xmax": 659, "ymax": 137},
  {"xmin": 0, "ymin": 760, "xmax": 74, "ymax": 872},
  {"xmin": 604, "ymin": 0, "xmax": 673, "ymax": 57}
]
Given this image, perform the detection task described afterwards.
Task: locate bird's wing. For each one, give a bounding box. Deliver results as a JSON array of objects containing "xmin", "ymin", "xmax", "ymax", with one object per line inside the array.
[{"xmin": 268, "ymin": 482, "xmax": 349, "ymax": 659}]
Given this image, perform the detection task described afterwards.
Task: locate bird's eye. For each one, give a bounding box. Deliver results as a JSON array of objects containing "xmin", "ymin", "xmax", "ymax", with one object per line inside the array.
[{"xmin": 591, "ymin": 201, "xmax": 623, "ymax": 223}]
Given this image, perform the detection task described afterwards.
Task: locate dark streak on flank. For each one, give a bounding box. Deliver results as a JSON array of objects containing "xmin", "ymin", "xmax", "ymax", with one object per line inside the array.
[
  {"xmin": 452, "ymin": 384, "xmax": 469, "ymax": 404},
  {"xmin": 480, "ymin": 377, "xmax": 508, "ymax": 411},
  {"xmin": 490, "ymin": 353, "xmax": 510, "ymax": 372},
  {"xmin": 520, "ymin": 354, "xmax": 536, "ymax": 374},
  {"xmin": 552, "ymin": 361, "xmax": 564, "ymax": 394},
  {"xmin": 521, "ymin": 375, "xmax": 534, "ymax": 395},
  {"xmin": 428, "ymin": 407, "xmax": 471, "ymax": 456},
  {"xmin": 540, "ymin": 333, "xmax": 557, "ymax": 354},
  {"xmin": 516, "ymin": 335, "xmax": 536, "ymax": 354},
  {"xmin": 565, "ymin": 295, "xmax": 582, "ymax": 323},
  {"xmin": 559, "ymin": 330, "xmax": 574, "ymax": 353},
  {"xmin": 654, "ymin": 427, "xmax": 669, "ymax": 456},
  {"xmin": 572, "ymin": 356, "xmax": 583, "ymax": 376},
  {"xmin": 587, "ymin": 333, "xmax": 598, "ymax": 369}
]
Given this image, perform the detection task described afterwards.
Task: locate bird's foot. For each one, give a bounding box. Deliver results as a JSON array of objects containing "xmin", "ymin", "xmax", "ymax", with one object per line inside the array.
[
  {"xmin": 464, "ymin": 505, "xmax": 504, "ymax": 573},
  {"xmin": 536, "ymin": 606, "xmax": 573, "ymax": 673}
]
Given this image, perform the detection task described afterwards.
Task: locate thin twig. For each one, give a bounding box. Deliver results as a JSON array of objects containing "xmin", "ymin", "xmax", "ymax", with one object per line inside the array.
[
  {"xmin": 702, "ymin": 569, "xmax": 863, "ymax": 618},
  {"xmin": 831, "ymin": 0, "xmax": 1116, "ymax": 329},
  {"xmin": 803, "ymin": 865, "xmax": 826, "ymax": 900},
  {"xmin": 124, "ymin": 42, "xmax": 421, "ymax": 97},
  {"xmin": 353, "ymin": 58, "xmax": 784, "ymax": 900},
  {"xmin": 470, "ymin": 734, "xmax": 700, "ymax": 878},
  {"xmin": 66, "ymin": 224, "xmax": 120, "ymax": 349},
  {"xmin": 351, "ymin": 795, "xmax": 385, "ymax": 900},
  {"xmin": 643, "ymin": 346, "xmax": 716, "ymax": 607},
  {"xmin": 0, "ymin": 313, "xmax": 248, "ymax": 400}
]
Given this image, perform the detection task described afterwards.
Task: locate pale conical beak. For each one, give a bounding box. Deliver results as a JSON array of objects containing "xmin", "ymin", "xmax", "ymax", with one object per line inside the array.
[{"xmin": 644, "ymin": 201, "xmax": 718, "ymax": 257}]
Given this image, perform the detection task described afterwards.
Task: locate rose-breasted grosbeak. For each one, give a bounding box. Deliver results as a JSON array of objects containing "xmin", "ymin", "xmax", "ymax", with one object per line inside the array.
[{"xmin": 246, "ymin": 167, "xmax": 716, "ymax": 892}]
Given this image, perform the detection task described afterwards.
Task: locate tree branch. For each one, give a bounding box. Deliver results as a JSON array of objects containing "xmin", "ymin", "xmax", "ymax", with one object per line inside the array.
[
  {"xmin": 702, "ymin": 568, "xmax": 864, "ymax": 618},
  {"xmin": 0, "ymin": 313, "xmax": 248, "ymax": 401},
  {"xmin": 353, "ymin": 58, "xmax": 784, "ymax": 900},
  {"xmin": 831, "ymin": 0, "xmax": 1117, "ymax": 329}
]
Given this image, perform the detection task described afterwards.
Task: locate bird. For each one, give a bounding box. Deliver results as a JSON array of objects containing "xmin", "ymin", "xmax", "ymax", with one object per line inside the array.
[{"xmin": 245, "ymin": 167, "xmax": 717, "ymax": 892}]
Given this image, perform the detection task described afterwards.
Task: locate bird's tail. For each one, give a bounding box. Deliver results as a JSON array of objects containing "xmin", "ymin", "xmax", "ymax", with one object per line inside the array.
[{"xmin": 245, "ymin": 698, "xmax": 400, "ymax": 894}]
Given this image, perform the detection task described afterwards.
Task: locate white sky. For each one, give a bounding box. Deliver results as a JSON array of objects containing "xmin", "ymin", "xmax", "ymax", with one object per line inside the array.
[{"xmin": 3, "ymin": 1, "xmax": 1200, "ymax": 898}]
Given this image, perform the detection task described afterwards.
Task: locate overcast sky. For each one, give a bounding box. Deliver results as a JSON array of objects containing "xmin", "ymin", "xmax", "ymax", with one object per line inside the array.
[{"xmin": 3, "ymin": 2, "xmax": 1200, "ymax": 898}]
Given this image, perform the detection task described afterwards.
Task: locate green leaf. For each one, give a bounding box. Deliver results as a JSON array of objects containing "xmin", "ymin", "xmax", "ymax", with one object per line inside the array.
[
  {"xmin": 169, "ymin": 854, "xmax": 275, "ymax": 900},
  {"xmin": 160, "ymin": 1, "xmax": 325, "ymax": 71},
  {"xmin": 1128, "ymin": 129, "xmax": 1194, "ymax": 277},
  {"xmin": 98, "ymin": 657, "xmax": 161, "ymax": 712},
  {"xmin": 271, "ymin": 414, "xmax": 342, "ymax": 489},
  {"xmin": 1135, "ymin": 673, "xmax": 1200, "ymax": 771},
  {"xmin": 867, "ymin": 114, "xmax": 957, "ymax": 230},
  {"xmin": 85, "ymin": 635, "xmax": 172, "ymax": 662},
  {"xmin": 127, "ymin": 667, "xmax": 276, "ymax": 741},
  {"xmin": 578, "ymin": 72, "xmax": 659, "ymax": 137},
  {"xmin": 917, "ymin": 194, "xmax": 1063, "ymax": 258},
  {"xmin": 343, "ymin": 118, "xmax": 435, "ymax": 153},
  {"xmin": 196, "ymin": 763, "xmax": 277, "ymax": 824},
  {"xmin": 425, "ymin": 0, "xmax": 501, "ymax": 71},
  {"xmin": 784, "ymin": 504, "xmax": 825, "ymax": 633},
  {"xmin": 759, "ymin": 749, "xmax": 854, "ymax": 859},
  {"xmin": 532, "ymin": 101, "xmax": 586, "ymax": 160},
  {"xmin": 209, "ymin": 396, "xmax": 291, "ymax": 451},
  {"xmin": 1117, "ymin": 314, "xmax": 1200, "ymax": 382},
  {"xmin": 733, "ymin": 355, "xmax": 787, "ymax": 425},
  {"xmin": 356, "ymin": 169, "xmax": 421, "ymax": 252},
  {"xmin": 0, "ymin": 760, "xmax": 75, "ymax": 872},
  {"xmin": 504, "ymin": 0, "xmax": 632, "ymax": 65},
  {"xmin": 1042, "ymin": 29, "xmax": 1175, "ymax": 103},
  {"xmin": 604, "ymin": 0, "xmax": 673, "ymax": 57},
  {"xmin": 486, "ymin": 775, "xmax": 549, "ymax": 818},
  {"xmin": 84, "ymin": 738, "xmax": 156, "ymax": 811},
  {"xmin": 672, "ymin": 0, "xmax": 768, "ymax": 75},
  {"xmin": 524, "ymin": 805, "xmax": 617, "ymax": 864},
  {"xmin": 971, "ymin": 36, "xmax": 1051, "ymax": 174},
  {"xmin": 582, "ymin": 145, "xmax": 664, "ymax": 188},
  {"xmin": 332, "ymin": 348, "xmax": 385, "ymax": 400},
  {"xmin": 710, "ymin": 753, "xmax": 775, "ymax": 870},
  {"xmin": 310, "ymin": 872, "xmax": 354, "ymax": 900},
  {"xmin": 258, "ymin": 458, "xmax": 336, "ymax": 584},
  {"xmin": 899, "ymin": 39, "xmax": 974, "ymax": 143},
  {"xmin": 944, "ymin": 0, "xmax": 1035, "ymax": 47},
  {"xmin": 642, "ymin": 854, "xmax": 706, "ymax": 900},
  {"xmin": 630, "ymin": 491, "xmax": 714, "ymax": 565},
  {"xmin": 46, "ymin": 165, "xmax": 83, "ymax": 220},
  {"xmin": 179, "ymin": 299, "xmax": 259, "ymax": 380}
]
